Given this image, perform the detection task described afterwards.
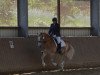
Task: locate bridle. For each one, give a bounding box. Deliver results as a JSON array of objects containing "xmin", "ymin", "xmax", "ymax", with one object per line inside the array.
[{"xmin": 38, "ymin": 33, "xmax": 47, "ymax": 46}]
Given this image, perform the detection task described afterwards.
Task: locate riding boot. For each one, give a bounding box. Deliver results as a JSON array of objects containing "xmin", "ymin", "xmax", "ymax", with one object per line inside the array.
[{"xmin": 57, "ymin": 43, "xmax": 61, "ymax": 54}]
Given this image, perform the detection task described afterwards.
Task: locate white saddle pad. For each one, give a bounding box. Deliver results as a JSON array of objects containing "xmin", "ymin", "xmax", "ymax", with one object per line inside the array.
[
  {"xmin": 61, "ymin": 39, "xmax": 66, "ymax": 47},
  {"xmin": 54, "ymin": 39, "xmax": 66, "ymax": 47}
]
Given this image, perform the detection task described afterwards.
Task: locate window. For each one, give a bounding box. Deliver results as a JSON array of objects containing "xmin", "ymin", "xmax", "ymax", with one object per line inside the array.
[
  {"xmin": 28, "ymin": 0, "xmax": 90, "ymax": 27},
  {"xmin": 28, "ymin": 0, "xmax": 57, "ymax": 27},
  {"xmin": 60, "ymin": 0, "xmax": 90, "ymax": 27},
  {"xmin": 0, "ymin": 0, "xmax": 17, "ymax": 27}
]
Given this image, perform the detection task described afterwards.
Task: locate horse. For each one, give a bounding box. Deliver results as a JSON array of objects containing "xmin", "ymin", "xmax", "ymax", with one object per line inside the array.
[{"xmin": 37, "ymin": 33, "xmax": 75, "ymax": 70}]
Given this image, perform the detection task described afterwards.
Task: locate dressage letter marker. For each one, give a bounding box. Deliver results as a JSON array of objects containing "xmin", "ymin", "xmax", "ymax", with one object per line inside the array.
[{"xmin": 9, "ymin": 41, "xmax": 14, "ymax": 49}]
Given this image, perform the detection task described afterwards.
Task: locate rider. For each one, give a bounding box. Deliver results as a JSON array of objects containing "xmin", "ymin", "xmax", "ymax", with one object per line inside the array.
[{"xmin": 48, "ymin": 17, "xmax": 61, "ymax": 54}]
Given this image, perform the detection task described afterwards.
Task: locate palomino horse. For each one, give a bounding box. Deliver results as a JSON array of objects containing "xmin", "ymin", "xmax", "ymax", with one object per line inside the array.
[{"xmin": 38, "ymin": 33, "xmax": 75, "ymax": 70}]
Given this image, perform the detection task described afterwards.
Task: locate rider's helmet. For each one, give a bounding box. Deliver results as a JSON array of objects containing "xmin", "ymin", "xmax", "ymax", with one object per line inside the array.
[{"xmin": 52, "ymin": 17, "xmax": 57, "ymax": 22}]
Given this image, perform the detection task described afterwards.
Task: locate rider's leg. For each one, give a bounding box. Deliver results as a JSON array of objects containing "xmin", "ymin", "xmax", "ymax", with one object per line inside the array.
[{"xmin": 56, "ymin": 37, "xmax": 61, "ymax": 53}]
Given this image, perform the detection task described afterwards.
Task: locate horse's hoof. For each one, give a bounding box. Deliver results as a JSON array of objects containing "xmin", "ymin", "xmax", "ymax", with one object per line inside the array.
[
  {"xmin": 52, "ymin": 62, "xmax": 57, "ymax": 66},
  {"xmin": 42, "ymin": 63, "xmax": 46, "ymax": 67},
  {"xmin": 58, "ymin": 69, "xmax": 64, "ymax": 72}
]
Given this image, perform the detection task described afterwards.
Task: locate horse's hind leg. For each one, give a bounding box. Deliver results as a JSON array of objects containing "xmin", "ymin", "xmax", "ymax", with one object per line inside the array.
[
  {"xmin": 41, "ymin": 51, "xmax": 47, "ymax": 67},
  {"xmin": 59, "ymin": 56, "xmax": 65, "ymax": 71}
]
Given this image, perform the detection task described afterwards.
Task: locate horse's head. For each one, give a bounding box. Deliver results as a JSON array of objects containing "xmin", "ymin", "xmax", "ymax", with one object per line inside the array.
[{"xmin": 37, "ymin": 33, "xmax": 50, "ymax": 47}]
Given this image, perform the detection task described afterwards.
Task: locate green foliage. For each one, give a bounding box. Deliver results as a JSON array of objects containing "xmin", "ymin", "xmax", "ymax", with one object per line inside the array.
[
  {"xmin": 60, "ymin": 0, "xmax": 90, "ymax": 27},
  {"xmin": 0, "ymin": 0, "xmax": 17, "ymax": 26},
  {"xmin": 28, "ymin": 0, "xmax": 57, "ymax": 27},
  {"xmin": 28, "ymin": 0, "xmax": 57, "ymax": 12},
  {"xmin": 28, "ymin": 0, "xmax": 90, "ymax": 27},
  {"xmin": 0, "ymin": 0, "xmax": 90, "ymax": 27}
]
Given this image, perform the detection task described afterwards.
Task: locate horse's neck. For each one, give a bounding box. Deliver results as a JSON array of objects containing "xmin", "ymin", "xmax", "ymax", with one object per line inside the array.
[
  {"xmin": 45, "ymin": 36, "xmax": 56, "ymax": 48},
  {"xmin": 47, "ymin": 36, "xmax": 54, "ymax": 43},
  {"xmin": 50, "ymin": 38, "xmax": 55, "ymax": 44}
]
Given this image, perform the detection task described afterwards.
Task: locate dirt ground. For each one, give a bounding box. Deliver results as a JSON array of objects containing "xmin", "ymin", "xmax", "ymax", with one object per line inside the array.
[{"xmin": 20, "ymin": 67, "xmax": 100, "ymax": 75}]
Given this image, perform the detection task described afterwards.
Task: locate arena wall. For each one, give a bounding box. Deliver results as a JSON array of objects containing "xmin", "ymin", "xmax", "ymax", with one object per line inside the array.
[{"xmin": 0, "ymin": 36, "xmax": 99, "ymax": 73}]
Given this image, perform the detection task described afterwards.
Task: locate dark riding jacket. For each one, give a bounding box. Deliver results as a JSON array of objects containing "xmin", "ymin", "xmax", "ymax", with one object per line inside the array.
[{"xmin": 48, "ymin": 23, "xmax": 60, "ymax": 37}]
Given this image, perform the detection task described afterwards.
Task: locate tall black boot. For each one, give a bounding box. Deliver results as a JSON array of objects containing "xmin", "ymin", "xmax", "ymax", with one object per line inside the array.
[{"xmin": 57, "ymin": 43, "xmax": 61, "ymax": 54}]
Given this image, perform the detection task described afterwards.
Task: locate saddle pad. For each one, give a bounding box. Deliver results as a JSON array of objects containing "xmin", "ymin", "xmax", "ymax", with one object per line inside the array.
[
  {"xmin": 53, "ymin": 39, "xmax": 66, "ymax": 47},
  {"xmin": 61, "ymin": 39, "xmax": 66, "ymax": 47}
]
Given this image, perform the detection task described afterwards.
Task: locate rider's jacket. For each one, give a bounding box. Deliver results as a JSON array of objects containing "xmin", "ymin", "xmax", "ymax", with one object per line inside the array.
[{"xmin": 48, "ymin": 23, "xmax": 60, "ymax": 37}]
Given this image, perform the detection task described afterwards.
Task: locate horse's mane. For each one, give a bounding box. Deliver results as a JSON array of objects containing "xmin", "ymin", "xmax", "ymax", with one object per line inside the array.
[{"xmin": 42, "ymin": 33, "xmax": 53, "ymax": 41}]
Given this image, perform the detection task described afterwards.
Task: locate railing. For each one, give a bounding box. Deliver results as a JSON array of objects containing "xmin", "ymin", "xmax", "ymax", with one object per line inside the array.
[
  {"xmin": 0, "ymin": 27, "xmax": 91, "ymax": 37},
  {"xmin": 28, "ymin": 27, "xmax": 91, "ymax": 36},
  {"xmin": 0, "ymin": 27, "xmax": 18, "ymax": 37}
]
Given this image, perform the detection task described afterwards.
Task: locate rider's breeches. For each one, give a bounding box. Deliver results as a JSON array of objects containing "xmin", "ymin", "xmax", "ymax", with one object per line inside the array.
[
  {"xmin": 55, "ymin": 37, "xmax": 61, "ymax": 44},
  {"xmin": 53, "ymin": 35, "xmax": 61, "ymax": 44}
]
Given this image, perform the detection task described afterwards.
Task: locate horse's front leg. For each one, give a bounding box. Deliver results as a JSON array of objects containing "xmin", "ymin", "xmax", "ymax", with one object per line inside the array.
[
  {"xmin": 41, "ymin": 51, "xmax": 47, "ymax": 67},
  {"xmin": 60, "ymin": 60, "xmax": 65, "ymax": 70}
]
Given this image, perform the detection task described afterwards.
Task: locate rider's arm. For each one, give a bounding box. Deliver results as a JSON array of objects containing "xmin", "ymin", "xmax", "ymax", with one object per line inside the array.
[{"xmin": 48, "ymin": 24, "xmax": 52, "ymax": 36}]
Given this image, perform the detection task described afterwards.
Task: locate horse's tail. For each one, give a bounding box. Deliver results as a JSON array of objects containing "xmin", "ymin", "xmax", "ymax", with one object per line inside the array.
[{"xmin": 66, "ymin": 44, "xmax": 75, "ymax": 60}]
